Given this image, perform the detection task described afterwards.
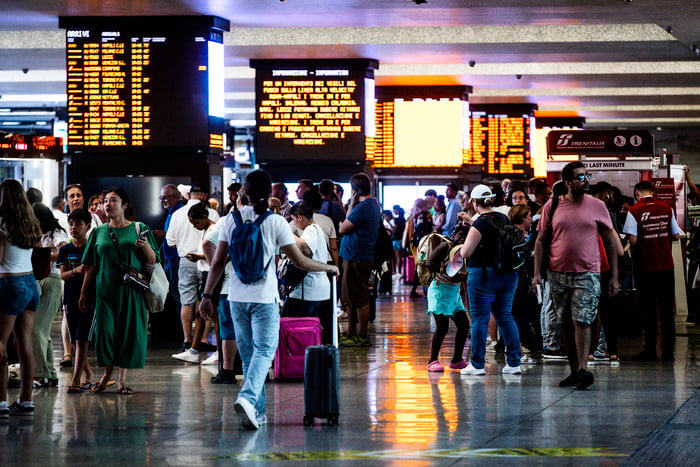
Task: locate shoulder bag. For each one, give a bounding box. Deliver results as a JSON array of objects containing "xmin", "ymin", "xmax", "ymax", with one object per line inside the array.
[{"xmin": 135, "ymin": 223, "xmax": 168, "ymax": 313}]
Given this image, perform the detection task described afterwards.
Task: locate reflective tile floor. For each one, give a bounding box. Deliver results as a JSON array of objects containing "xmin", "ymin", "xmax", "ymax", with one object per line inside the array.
[{"xmin": 2, "ymin": 284, "xmax": 700, "ymax": 466}]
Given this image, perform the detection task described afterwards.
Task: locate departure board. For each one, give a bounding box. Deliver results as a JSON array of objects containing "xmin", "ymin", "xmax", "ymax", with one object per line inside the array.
[
  {"xmin": 468, "ymin": 109, "xmax": 533, "ymax": 177},
  {"xmin": 0, "ymin": 134, "xmax": 62, "ymax": 158},
  {"xmin": 59, "ymin": 16, "xmax": 228, "ymax": 154},
  {"xmin": 251, "ymin": 59, "xmax": 377, "ymax": 162}
]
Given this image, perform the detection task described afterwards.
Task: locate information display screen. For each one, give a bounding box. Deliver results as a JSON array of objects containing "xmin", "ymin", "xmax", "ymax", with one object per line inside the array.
[
  {"xmin": 251, "ymin": 59, "xmax": 377, "ymax": 163},
  {"xmin": 468, "ymin": 111, "xmax": 533, "ymax": 177},
  {"xmin": 59, "ymin": 17, "xmax": 227, "ymax": 154},
  {"xmin": 0, "ymin": 134, "xmax": 63, "ymax": 158}
]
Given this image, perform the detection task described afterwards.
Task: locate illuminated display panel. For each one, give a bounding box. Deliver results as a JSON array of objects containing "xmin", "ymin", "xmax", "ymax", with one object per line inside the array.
[
  {"xmin": 251, "ymin": 59, "xmax": 377, "ymax": 163},
  {"xmin": 392, "ymin": 100, "xmax": 466, "ymax": 168},
  {"xmin": 468, "ymin": 110, "xmax": 533, "ymax": 177},
  {"xmin": 60, "ymin": 16, "xmax": 228, "ymax": 154},
  {"xmin": 0, "ymin": 134, "xmax": 63, "ymax": 158}
]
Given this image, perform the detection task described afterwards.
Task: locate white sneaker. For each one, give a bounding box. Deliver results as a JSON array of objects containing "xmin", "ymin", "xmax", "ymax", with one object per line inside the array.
[
  {"xmin": 171, "ymin": 349, "xmax": 199, "ymax": 363},
  {"xmin": 502, "ymin": 364, "xmax": 522, "ymax": 375},
  {"xmin": 460, "ymin": 363, "xmax": 485, "ymax": 375},
  {"xmin": 201, "ymin": 353, "xmax": 218, "ymax": 366},
  {"xmin": 235, "ymin": 398, "xmax": 259, "ymax": 430},
  {"xmin": 242, "ymin": 413, "xmax": 267, "ymax": 428}
]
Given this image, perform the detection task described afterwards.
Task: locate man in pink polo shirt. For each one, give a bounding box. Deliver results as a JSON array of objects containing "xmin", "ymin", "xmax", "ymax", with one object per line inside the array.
[
  {"xmin": 623, "ymin": 181, "xmax": 680, "ymax": 361},
  {"xmin": 533, "ymin": 161, "xmax": 620, "ymax": 390}
]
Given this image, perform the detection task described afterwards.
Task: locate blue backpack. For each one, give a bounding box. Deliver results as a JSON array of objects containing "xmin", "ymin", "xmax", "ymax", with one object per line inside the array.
[{"xmin": 228, "ymin": 210, "xmax": 273, "ymax": 284}]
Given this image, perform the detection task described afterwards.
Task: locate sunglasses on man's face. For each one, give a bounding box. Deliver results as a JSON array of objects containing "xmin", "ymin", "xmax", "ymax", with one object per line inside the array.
[{"xmin": 574, "ymin": 173, "xmax": 592, "ymax": 182}]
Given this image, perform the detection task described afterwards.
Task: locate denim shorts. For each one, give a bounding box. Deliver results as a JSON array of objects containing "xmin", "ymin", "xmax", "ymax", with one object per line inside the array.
[
  {"xmin": 548, "ymin": 270, "xmax": 600, "ymax": 325},
  {"xmin": 218, "ymin": 295, "xmax": 236, "ymax": 340},
  {"xmin": 0, "ymin": 274, "xmax": 41, "ymax": 316}
]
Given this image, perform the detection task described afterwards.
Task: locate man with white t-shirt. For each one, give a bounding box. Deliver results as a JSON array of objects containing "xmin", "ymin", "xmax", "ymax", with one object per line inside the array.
[
  {"xmin": 199, "ymin": 170, "xmax": 338, "ymax": 430},
  {"xmin": 166, "ymin": 183, "xmax": 219, "ymax": 352}
]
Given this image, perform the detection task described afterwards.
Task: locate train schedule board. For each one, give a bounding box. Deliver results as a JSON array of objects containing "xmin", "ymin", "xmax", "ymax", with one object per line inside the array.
[
  {"xmin": 250, "ymin": 59, "xmax": 378, "ymax": 163},
  {"xmin": 468, "ymin": 104, "xmax": 536, "ymax": 178},
  {"xmin": 59, "ymin": 16, "xmax": 229, "ymax": 155}
]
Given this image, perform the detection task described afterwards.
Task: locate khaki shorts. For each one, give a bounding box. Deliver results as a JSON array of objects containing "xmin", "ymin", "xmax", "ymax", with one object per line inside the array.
[
  {"xmin": 341, "ymin": 259, "xmax": 373, "ymax": 309},
  {"xmin": 548, "ymin": 270, "xmax": 600, "ymax": 325}
]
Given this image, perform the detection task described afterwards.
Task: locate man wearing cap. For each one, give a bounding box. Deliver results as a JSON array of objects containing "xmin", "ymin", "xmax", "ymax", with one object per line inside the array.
[
  {"xmin": 166, "ymin": 183, "xmax": 220, "ymax": 354},
  {"xmin": 442, "ymin": 182, "xmax": 461, "ymax": 237},
  {"xmin": 532, "ymin": 161, "xmax": 620, "ymax": 390}
]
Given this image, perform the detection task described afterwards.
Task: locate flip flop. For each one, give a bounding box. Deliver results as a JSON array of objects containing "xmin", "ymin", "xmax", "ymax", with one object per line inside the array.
[
  {"xmin": 67, "ymin": 386, "xmax": 82, "ymax": 394},
  {"xmin": 80, "ymin": 382, "xmax": 94, "ymax": 391},
  {"xmin": 91, "ymin": 383, "xmax": 107, "ymax": 393},
  {"xmin": 104, "ymin": 380, "xmax": 116, "ymax": 388},
  {"xmin": 116, "ymin": 387, "xmax": 135, "ymax": 395}
]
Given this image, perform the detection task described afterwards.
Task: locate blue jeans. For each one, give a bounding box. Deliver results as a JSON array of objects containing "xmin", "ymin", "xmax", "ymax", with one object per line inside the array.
[
  {"xmin": 467, "ymin": 267, "xmax": 521, "ymax": 368},
  {"xmin": 163, "ymin": 257, "xmax": 180, "ymax": 311},
  {"xmin": 230, "ymin": 301, "xmax": 280, "ymax": 416}
]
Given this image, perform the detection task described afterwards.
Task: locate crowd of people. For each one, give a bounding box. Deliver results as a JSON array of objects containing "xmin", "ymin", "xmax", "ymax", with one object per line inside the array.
[{"xmin": 0, "ymin": 162, "xmax": 682, "ymax": 426}]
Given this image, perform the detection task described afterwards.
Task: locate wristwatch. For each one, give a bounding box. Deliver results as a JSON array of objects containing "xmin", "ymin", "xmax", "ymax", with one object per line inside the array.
[{"xmin": 201, "ymin": 293, "xmax": 212, "ymax": 299}]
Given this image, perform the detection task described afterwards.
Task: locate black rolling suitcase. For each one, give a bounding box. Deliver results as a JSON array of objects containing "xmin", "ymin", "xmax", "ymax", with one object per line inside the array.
[{"xmin": 303, "ymin": 279, "xmax": 340, "ymax": 426}]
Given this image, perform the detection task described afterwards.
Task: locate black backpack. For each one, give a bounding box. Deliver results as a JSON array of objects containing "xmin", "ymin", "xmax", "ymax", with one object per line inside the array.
[{"xmin": 482, "ymin": 213, "xmax": 527, "ymax": 274}]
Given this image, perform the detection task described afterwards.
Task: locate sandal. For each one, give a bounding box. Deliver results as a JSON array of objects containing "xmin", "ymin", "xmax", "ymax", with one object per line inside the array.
[
  {"xmin": 59, "ymin": 355, "xmax": 73, "ymax": 368},
  {"xmin": 80, "ymin": 382, "xmax": 94, "ymax": 391},
  {"xmin": 91, "ymin": 379, "xmax": 117, "ymax": 393},
  {"xmin": 91, "ymin": 382, "xmax": 107, "ymax": 393},
  {"xmin": 67, "ymin": 386, "xmax": 82, "ymax": 394},
  {"xmin": 117, "ymin": 387, "xmax": 135, "ymax": 395}
]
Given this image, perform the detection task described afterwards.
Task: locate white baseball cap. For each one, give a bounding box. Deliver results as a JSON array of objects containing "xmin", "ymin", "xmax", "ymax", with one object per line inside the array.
[{"xmin": 469, "ymin": 184, "xmax": 496, "ymax": 200}]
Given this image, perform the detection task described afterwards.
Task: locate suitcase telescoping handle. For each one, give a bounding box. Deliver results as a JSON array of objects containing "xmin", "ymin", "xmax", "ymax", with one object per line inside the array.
[{"xmin": 332, "ymin": 274, "xmax": 338, "ymax": 347}]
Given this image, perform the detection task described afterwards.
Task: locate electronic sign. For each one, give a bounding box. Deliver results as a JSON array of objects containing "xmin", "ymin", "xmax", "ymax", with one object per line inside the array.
[
  {"xmin": 468, "ymin": 107, "xmax": 533, "ymax": 177},
  {"xmin": 251, "ymin": 59, "xmax": 377, "ymax": 163},
  {"xmin": 59, "ymin": 16, "xmax": 229, "ymax": 154},
  {"xmin": 0, "ymin": 134, "xmax": 63, "ymax": 158},
  {"xmin": 547, "ymin": 129, "xmax": 654, "ymax": 156}
]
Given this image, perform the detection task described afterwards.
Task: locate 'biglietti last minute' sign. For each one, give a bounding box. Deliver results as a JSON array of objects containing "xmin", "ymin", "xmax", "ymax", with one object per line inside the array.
[{"xmin": 546, "ymin": 129, "xmax": 654, "ymax": 156}]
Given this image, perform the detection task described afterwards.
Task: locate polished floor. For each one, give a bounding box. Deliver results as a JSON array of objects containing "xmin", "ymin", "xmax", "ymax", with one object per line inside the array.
[{"xmin": 2, "ymin": 283, "xmax": 700, "ymax": 466}]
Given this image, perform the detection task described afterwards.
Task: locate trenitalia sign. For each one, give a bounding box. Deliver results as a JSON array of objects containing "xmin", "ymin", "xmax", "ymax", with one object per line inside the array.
[{"xmin": 546, "ymin": 130, "xmax": 654, "ymax": 156}]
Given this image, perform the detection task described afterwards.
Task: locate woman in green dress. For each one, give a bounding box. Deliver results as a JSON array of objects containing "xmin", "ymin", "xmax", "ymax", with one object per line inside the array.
[{"xmin": 79, "ymin": 188, "xmax": 158, "ymax": 394}]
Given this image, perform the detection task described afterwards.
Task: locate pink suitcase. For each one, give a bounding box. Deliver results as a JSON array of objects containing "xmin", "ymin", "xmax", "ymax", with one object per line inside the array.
[
  {"xmin": 404, "ymin": 255, "xmax": 416, "ymax": 284},
  {"xmin": 274, "ymin": 317, "xmax": 321, "ymax": 380}
]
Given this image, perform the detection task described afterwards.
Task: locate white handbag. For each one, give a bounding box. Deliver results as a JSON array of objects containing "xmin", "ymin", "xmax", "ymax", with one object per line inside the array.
[
  {"xmin": 145, "ymin": 262, "xmax": 169, "ymax": 313},
  {"xmin": 136, "ymin": 223, "xmax": 169, "ymax": 313}
]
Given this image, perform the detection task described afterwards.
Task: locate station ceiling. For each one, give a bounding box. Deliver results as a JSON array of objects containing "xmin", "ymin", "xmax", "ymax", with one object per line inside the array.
[{"xmin": 2, "ymin": 0, "xmax": 700, "ymax": 129}]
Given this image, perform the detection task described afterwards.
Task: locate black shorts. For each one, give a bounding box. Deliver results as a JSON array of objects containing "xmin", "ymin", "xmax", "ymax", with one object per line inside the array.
[{"xmin": 64, "ymin": 304, "xmax": 95, "ymax": 343}]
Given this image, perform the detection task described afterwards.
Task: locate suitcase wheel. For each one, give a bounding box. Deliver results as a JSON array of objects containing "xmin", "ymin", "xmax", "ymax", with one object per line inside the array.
[
  {"xmin": 327, "ymin": 416, "xmax": 338, "ymax": 426},
  {"xmin": 303, "ymin": 415, "xmax": 314, "ymax": 427}
]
